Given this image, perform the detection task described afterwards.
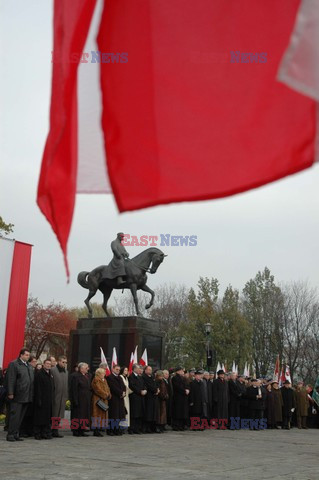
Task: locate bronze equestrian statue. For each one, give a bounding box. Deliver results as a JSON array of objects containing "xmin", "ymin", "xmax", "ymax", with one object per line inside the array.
[{"xmin": 77, "ymin": 233, "xmax": 167, "ymax": 317}]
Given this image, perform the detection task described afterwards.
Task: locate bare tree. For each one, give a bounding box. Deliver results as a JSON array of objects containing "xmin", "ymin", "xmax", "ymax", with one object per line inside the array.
[{"xmin": 282, "ymin": 281, "xmax": 319, "ymax": 382}]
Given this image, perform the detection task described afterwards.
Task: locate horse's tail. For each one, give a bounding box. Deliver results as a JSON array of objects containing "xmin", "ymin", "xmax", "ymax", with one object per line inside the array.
[{"xmin": 77, "ymin": 271, "xmax": 90, "ymax": 289}]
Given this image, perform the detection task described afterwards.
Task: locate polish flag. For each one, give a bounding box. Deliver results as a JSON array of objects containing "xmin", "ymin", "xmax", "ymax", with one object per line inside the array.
[
  {"xmin": 279, "ymin": 367, "xmax": 286, "ymax": 387},
  {"xmin": 128, "ymin": 352, "xmax": 134, "ymax": 375},
  {"xmin": 285, "ymin": 365, "xmax": 292, "ymax": 384},
  {"xmin": 133, "ymin": 345, "xmax": 138, "ymax": 364},
  {"xmin": 100, "ymin": 347, "xmax": 110, "ymax": 376},
  {"xmin": 273, "ymin": 355, "xmax": 280, "ymax": 382},
  {"xmin": 139, "ymin": 348, "xmax": 148, "ymax": 368},
  {"xmin": 0, "ymin": 238, "xmax": 32, "ymax": 368},
  {"xmin": 111, "ymin": 347, "xmax": 118, "ymax": 369},
  {"xmin": 38, "ymin": 0, "xmax": 318, "ymax": 277}
]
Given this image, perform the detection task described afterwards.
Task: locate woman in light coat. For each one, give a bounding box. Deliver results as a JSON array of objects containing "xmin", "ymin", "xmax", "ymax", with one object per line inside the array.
[{"xmin": 120, "ymin": 367, "xmax": 132, "ymax": 430}]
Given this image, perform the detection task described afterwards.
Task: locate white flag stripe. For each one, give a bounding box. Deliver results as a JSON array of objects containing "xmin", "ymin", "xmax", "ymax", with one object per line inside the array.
[
  {"xmin": 0, "ymin": 238, "xmax": 15, "ymax": 366},
  {"xmin": 278, "ymin": 0, "xmax": 319, "ymax": 163},
  {"xmin": 77, "ymin": 0, "xmax": 112, "ymax": 193}
]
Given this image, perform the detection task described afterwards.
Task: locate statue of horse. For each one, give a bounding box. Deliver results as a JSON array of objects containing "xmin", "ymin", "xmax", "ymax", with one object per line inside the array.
[{"xmin": 77, "ymin": 247, "xmax": 167, "ymax": 317}]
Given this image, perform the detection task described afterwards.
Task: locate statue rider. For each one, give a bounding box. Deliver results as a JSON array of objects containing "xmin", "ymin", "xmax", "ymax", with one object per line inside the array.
[{"xmin": 107, "ymin": 233, "xmax": 130, "ymax": 285}]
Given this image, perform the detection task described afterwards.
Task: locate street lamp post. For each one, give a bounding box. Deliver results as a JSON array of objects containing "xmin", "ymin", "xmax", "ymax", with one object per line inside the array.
[{"xmin": 204, "ymin": 322, "xmax": 212, "ymax": 370}]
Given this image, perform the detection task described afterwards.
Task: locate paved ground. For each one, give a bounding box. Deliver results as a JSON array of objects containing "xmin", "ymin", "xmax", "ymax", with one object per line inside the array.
[{"xmin": 0, "ymin": 427, "xmax": 318, "ymax": 480}]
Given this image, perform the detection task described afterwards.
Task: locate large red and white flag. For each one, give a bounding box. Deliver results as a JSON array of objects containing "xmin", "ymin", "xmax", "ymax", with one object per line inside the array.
[
  {"xmin": 279, "ymin": 367, "xmax": 286, "ymax": 387},
  {"xmin": 133, "ymin": 345, "xmax": 138, "ymax": 364},
  {"xmin": 128, "ymin": 352, "xmax": 134, "ymax": 375},
  {"xmin": 0, "ymin": 238, "xmax": 32, "ymax": 368},
  {"xmin": 139, "ymin": 348, "xmax": 148, "ymax": 368},
  {"xmin": 111, "ymin": 347, "xmax": 118, "ymax": 369},
  {"xmin": 38, "ymin": 0, "xmax": 318, "ymax": 276},
  {"xmin": 100, "ymin": 347, "xmax": 110, "ymax": 376},
  {"xmin": 273, "ymin": 355, "xmax": 280, "ymax": 382},
  {"xmin": 285, "ymin": 365, "xmax": 292, "ymax": 384}
]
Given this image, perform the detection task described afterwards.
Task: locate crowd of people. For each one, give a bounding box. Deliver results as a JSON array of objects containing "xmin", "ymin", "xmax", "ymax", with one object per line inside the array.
[{"xmin": 0, "ymin": 348, "xmax": 318, "ymax": 441}]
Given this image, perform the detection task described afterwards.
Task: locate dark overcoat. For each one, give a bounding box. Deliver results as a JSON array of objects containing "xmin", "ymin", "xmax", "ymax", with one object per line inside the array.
[
  {"xmin": 171, "ymin": 374, "xmax": 188, "ymax": 420},
  {"xmin": 156, "ymin": 379, "xmax": 168, "ymax": 425},
  {"xmin": 272, "ymin": 388, "xmax": 283, "ymax": 422},
  {"xmin": 142, "ymin": 373, "xmax": 158, "ymax": 422},
  {"xmin": 266, "ymin": 390, "xmax": 275, "ymax": 426},
  {"xmin": 107, "ymin": 373, "xmax": 126, "ymax": 420},
  {"xmin": 6, "ymin": 358, "xmax": 34, "ymax": 403},
  {"xmin": 128, "ymin": 373, "xmax": 145, "ymax": 419},
  {"xmin": 33, "ymin": 368, "xmax": 54, "ymax": 426},
  {"xmin": 228, "ymin": 379, "xmax": 242, "ymax": 418},
  {"xmin": 246, "ymin": 386, "xmax": 266, "ymax": 411},
  {"xmin": 189, "ymin": 379, "xmax": 204, "ymax": 417},
  {"xmin": 71, "ymin": 372, "xmax": 92, "ymax": 422},
  {"xmin": 281, "ymin": 386, "xmax": 296, "ymax": 414},
  {"xmin": 212, "ymin": 378, "xmax": 229, "ymax": 419}
]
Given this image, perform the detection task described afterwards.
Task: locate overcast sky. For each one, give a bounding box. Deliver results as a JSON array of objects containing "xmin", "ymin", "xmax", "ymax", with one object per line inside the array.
[{"xmin": 1, "ymin": 0, "xmax": 319, "ymax": 312}]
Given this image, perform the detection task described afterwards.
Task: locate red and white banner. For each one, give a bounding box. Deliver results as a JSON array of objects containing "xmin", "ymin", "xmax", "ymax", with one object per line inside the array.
[
  {"xmin": 273, "ymin": 355, "xmax": 280, "ymax": 382},
  {"xmin": 100, "ymin": 346, "xmax": 110, "ymax": 376},
  {"xmin": 0, "ymin": 238, "xmax": 32, "ymax": 368},
  {"xmin": 139, "ymin": 348, "xmax": 148, "ymax": 367},
  {"xmin": 38, "ymin": 0, "xmax": 318, "ymax": 277},
  {"xmin": 128, "ymin": 352, "xmax": 134, "ymax": 375},
  {"xmin": 111, "ymin": 346, "xmax": 118, "ymax": 369}
]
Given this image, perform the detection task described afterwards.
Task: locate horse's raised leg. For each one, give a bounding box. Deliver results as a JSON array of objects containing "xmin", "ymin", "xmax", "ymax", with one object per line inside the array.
[
  {"xmin": 130, "ymin": 284, "xmax": 140, "ymax": 316},
  {"xmin": 84, "ymin": 289, "xmax": 97, "ymax": 318},
  {"xmin": 140, "ymin": 284, "xmax": 155, "ymax": 310},
  {"xmin": 102, "ymin": 287, "xmax": 113, "ymax": 317}
]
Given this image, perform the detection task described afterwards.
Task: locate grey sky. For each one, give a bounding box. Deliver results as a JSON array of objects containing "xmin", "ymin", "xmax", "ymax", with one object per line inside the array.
[{"xmin": 1, "ymin": 0, "xmax": 319, "ymax": 310}]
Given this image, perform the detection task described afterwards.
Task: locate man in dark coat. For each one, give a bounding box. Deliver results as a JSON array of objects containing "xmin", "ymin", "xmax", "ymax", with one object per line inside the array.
[
  {"xmin": 246, "ymin": 379, "xmax": 267, "ymax": 429},
  {"xmin": 281, "ymin": 380, "xmax": 296, "ymax": 429},
  {"xmin": 202, "ymin": 371, "xmax": 213, "ymax": 420},
  {"xmin": 51, "ymin": 355, "xmax": 68, "ymax": 438},
  {"xmin": 142, "ymin": 365, "xmax": 159, "ymax": 433},
  {"xmin": 212, "ymin": 370, "xmax": 229, "ymax": 428},
  {"xmin": 171, "ymin": 367, "xmax": 189, "ymax": 431},
  {"xmin": 228, "ymin": 372, "xmax": 242, "ymax": 421},
  {"xmin": 6, "ymin": 348, "xmax": 34, "ymax": 442},
  {"xmin": 33, "ymin": 359, "xmax": 54, "ymax": 439},
  {"xmin": 163, "ymin": 369, "xmax": 172, "ymax": 427},
  {"xmin": 189, "ymin": 370, "xmax": 205, "ymax": 429},
  {"xmin": 128, "ymin": 364, "xmax": 146, "ymax": 434},
  {"xmin": 70, "ymin": 362, "xmax": 92, "ymax": 436},
  {"xmin": 107, "ymin": 364, "xmax": 126, "ymax": 435},
  {"xmin": 237, "ymin": 375, "xmax": 248, "ymax": 420}
]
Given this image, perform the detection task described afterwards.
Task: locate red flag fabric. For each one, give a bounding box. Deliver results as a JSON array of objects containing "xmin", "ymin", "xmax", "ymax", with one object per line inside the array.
[
  {"xmin": 0, "ymin": 239, "xmax": 32, "ymax": 368},
  {"xmin": 100, "ymin": 347, "xmax": 110, "ymax": 376},
  {"xmin": 128, "ymin": 352, "xmax": 134, "ymax": 375},
  {"xmin": 273, "ymin": 355, "xmax": 280, "ymax": 382},
  {"xmin": 111, "ymin": 347, "xmax": 118, "ymax": 369},
  {"xmin": 279, "ymin": 367, "xmax": 286, "ymax": 387},
  {"xmin": 37, "ymin": 0, "xmax": 97, "ymax": 279},
  {"xmin": 139, "ymin": 348, "xmax": 148, "ymax": 367},
  {"xmin": 39, "ymin": 0, "xmax": 316, "ymax": 274}
]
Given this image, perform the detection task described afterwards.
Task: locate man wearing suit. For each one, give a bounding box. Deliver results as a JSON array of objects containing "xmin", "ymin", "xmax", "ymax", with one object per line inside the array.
[
  {"xmin": 107, "ymin": 364, "xmax": 126, "ymax": 435},
  {"xmin": 6, "ymin": 348, "xmax": 34, "ymax": 442},
  {"xmin": 128, "ymin": 364, "xmax": 146, "ymax": 434}
]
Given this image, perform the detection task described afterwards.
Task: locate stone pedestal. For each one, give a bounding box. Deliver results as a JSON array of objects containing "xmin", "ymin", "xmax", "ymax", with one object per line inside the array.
[{"xmin": 69, "ymin": 316, "xmax": 164, "ymax": 371}]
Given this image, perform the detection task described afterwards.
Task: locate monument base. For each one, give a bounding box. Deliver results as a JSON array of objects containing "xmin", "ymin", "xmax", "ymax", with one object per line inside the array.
[{"xmin": 69, "ymin": 316, "xmax": 164, "ymax": 371}]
